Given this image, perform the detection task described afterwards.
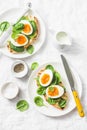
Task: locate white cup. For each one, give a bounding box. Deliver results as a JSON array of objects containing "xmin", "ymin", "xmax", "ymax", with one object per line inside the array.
[{"xmin": 55, "ymin": 31, "xmax": 72, "ymax": 51}]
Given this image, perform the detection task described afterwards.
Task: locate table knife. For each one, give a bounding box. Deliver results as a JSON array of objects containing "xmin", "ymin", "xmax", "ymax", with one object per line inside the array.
[{"xmin": 61, "ymin": 54, "xmax": 85, "ymax": 117}]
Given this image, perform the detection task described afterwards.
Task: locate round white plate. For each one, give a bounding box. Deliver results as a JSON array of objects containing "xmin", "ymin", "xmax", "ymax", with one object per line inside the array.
[
  {"xmin": 28, "ymin": 61, "xmax": 82, "ymax": 117},
  {"xmin": 0, "ymin": 8, "xmax": 46, "ymax": 58}
]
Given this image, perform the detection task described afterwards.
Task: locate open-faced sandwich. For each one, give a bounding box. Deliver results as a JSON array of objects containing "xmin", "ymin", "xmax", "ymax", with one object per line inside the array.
[
  {"xmin": 7, "ymin": 15, "xmax": 40, "ymax": 54},
  {"xmin": 35, "ymin": 64, "xmax": 68, "ymax": 110}
]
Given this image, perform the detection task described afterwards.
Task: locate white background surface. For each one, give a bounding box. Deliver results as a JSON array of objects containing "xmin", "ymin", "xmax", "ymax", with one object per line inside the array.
[{"xmin": 0, "ymin": 0, "xmax": 87, "ymax": 130}]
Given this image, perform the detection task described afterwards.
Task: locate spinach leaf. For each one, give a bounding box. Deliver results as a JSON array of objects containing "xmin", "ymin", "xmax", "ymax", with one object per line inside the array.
[
  {"xmin": 47, "ymin": 97, "xmax": 67, "ymax": 107},
  {"xmin": 47, "ymin": 98, "xmax": 57, "ymax": 105},
  {"xmin": 45, "ymin": 65, "xmax": 62, "ymax": 85},
  {"xmin": 34, "ymin": 96, "xmax": 45, "ymax": 107},
  {"xmin": 11, "ymin": 32, "xmax": 19, "ymax": 39},
  {"xmin": 26, "ymin": 45, "xmax": 34, "ymax": 54},
  {"xmin": 35, "ymin": 76, "xmax": 40, "ymax": 85},
  {"xmin": 45, "ymin": 65, "xmax": 54, "ymax": 72},
  {"xmin": 0, "ymin": 21, "xmax": 10, "ymax": 32},
  {"xmin": 37, "ymin": 87, "xmax": 46, "ymax": 95},
  {"xmin": 11, "ymin": 23, "xmax": 24, "ymax": 39},
  {"xmin": 35, "ymin": 76, "xmax": 45, "ymax": 88},
  {"xmin": 29, "ymin": 32, "xmax": 37, "ymax": 39},
  {"xmin": 16, "ymin": 100, "xmax": 29, "ymax": 112},
  {"xmin": 63, "ymin": 86, "xmax": 66, "ymax": 92},
  {"xmin": 58, "ymin": 98, "xmax": 66, "ymax": 108},
  {"xmin": 9, "ymin": 42, "xmax": 24, "ymax": 52},
  {"xmin": 52, "ymin": 71, "xmax": 61, "ymax": 85},
  {"xmin": 13, "ymin": 23, "xmax": 24, "ymax": 32},
  {"xmin": 31, "ymin": 62, "xmax": 39, "ymax": 70},
  {"xmin": 51, "ymin": 72, "xmax": 58, "ymax": 85},
  {"xmin": 29, "ymin": 21, "xmax": 37, "ymax": 35}
]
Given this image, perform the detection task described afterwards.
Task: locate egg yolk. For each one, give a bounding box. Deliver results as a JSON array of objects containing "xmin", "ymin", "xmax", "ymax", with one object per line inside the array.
[
  {"xmin": 16, "ymin": 35, "xmax": 26, "ymax": 45},
  {"xmin": 48, "ymin": 87, "xmax": 59, "ymax": 96},
  {"xmin": 41, "ymin": 74, "xmax": 50, "ymax": 84},
  {"xmin": 23, "ymin": 24, "xmax": 31, "ymax": 33}
]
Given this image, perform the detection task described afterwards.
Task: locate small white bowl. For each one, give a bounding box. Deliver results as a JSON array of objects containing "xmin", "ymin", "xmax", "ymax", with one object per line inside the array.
[
  {"xmin": 11, "ymin": 60, "xmax": 29, "ymax": 78},
  {"xmin": 1, "ymin": 82, "xmax": 19, "ymax": 99}
]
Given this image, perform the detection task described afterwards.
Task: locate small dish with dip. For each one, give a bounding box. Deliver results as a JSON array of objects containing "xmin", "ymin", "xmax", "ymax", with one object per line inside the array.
[
  {"xmin": 11, "ymin": 60, "xmax": 29, "ymax": 78},
  {"xmin": 55, "ymin": 31, "xmax": 72, "ymax": 51}
]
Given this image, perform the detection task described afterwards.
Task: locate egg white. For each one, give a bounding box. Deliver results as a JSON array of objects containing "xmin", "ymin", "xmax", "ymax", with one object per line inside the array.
[
  {"xmin": 46, "ymin": 85, "xmax": 64, "ymax": 99},
  {"xmin": 20, "ymin": 20, "xmax": 33, "ymax": 35},
  {"xmin": 10, "ymin": 34, "xmax": 28, "ymax": 47},
  {"xmin": 39, "ymin": 69, "xmax": 53, "ymax": 87}
]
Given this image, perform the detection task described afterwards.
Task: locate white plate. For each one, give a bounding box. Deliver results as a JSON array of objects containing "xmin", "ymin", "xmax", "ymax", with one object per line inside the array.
[
  {"xmin": 28, "ymin": 61, "xmax": 82, "ymax": 117},
  {"xmin": 0, "ymin": 8, "xmax": 46, "ymax": 58}
]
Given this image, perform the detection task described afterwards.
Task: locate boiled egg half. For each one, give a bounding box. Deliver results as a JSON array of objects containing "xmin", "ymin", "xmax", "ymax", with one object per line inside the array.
[
  {"xmin": 11, "ymin": 34, "xmax": 28, "ymax": 47},
  {"xmin": 46, "ymin": 85, "xmax": 64, "ymax": 98},
  {"xmin": 39, "ymin": 69, "xmax": 53, "ymax": 87},
  {"xmin": 20, "ymin": 20, "xmax": 33, "ymax": 35}
]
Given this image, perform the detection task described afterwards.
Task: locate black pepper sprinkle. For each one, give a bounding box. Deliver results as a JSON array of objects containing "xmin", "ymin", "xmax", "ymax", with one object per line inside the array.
[{"xmin": 14, "ymin": 63, "xmax": 24, "ymax": 73}]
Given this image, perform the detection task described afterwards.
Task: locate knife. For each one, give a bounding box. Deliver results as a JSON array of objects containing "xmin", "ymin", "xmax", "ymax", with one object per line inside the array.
[
  {"xmin": 0, "ymin": 2, "xmax": 32, "ymax": 47},
  {"xmin": 61, "ymin": 55, "xmax": 85, "ymax": 117}
]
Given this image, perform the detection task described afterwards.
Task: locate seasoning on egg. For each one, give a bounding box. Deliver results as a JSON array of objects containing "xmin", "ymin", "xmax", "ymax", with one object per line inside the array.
[{"xmin": 14, "ymin": 63, "xmax": 24, "ymax": 73}]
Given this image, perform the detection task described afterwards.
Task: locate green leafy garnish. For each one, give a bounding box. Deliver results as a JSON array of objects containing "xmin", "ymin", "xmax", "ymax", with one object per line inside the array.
[
  {"xmin": 0, "ymin": 21, "xmax": 10, "ymax": 36},
  {"xmin": 35, "ymin": 77, "xmax": 40, "ymax": 85},
  {"xmin": 34, "ymin": 96, "xmax": 45, "ymax": 107},
  {"xmin": 16, "ymin": 100, "xmax": 29, "ymax": 112},
  {"xmin": 11, "ymin": 32, "xmax": 19, "ymax": 39},
  {"xmin": 13, "ymin": 23, "xmax": 24, "ymax": 32},
  {"xmin": 45, "ymin": 65, "xmax": 61, "ymax": 85},
  {"xmin": 52, "ymin": 71, "xmax": 61, "ymax": 85},
  {"xmin": 47, "ymin": 97, "xmax": 67, "ymax": 108},
  {"xmin": 11, "ymin": 23, "xmax": 24, "ymax": 40},
  {"xmin": 26, "ymin": 45, "xmax": 34, "ymax": 54},
  {"xmin": 63, "ymin": 86, "xmax": 66, "ymax": 92},
  {"xmin": 45, "ymin": 65, "xmax": 54, "ymax": 72},
  {"xmin": 29, "ymin": 21, "xmax": 37, "ymax": 35},
  {"xmin": 47, "ymin": 98, "xmax": 57, "ymax": 105},
  {"xmin": 37, "ymin": 87, "xmax": 46, "ymax": 95},
  {"xmin": 58, "ymin": 98, "xmax": 66, "ymax": 108},
  {"xmin": 0, "ymin": 21, "xmax": 10, "ymax": 32},
  {"xmin": 35, "ymin": 76, "xmax": 45, "ymax": 88},
  {"xmin": 9, "ymin": 42, "xmax": 24, "ymax": 52},
  {"xmin": 31, "ymin": 62, "xmax": 39, "ymax": 70}
]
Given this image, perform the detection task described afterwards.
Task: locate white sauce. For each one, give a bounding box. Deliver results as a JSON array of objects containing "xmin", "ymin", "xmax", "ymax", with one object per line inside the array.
[{"xmin": 56, "ymin": 32, "xmax": 71, "ymax": 45}]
